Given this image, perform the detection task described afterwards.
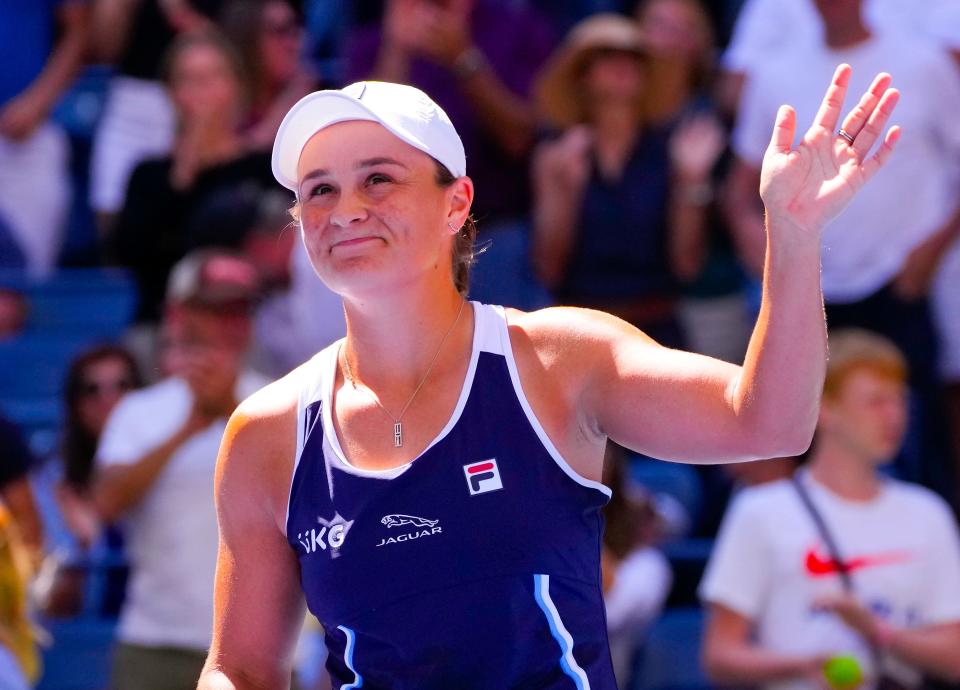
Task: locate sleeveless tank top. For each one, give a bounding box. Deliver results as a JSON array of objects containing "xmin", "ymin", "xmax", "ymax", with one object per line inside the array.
[{"xmin": 286, "ymin": 302, "xmax": 616, "ymax": 689}]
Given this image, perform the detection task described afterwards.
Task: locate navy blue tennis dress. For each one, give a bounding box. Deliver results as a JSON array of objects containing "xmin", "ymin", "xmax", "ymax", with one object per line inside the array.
[{"xmin": 286, "ymin": 302, "xmax": 617, "ymax": 689}]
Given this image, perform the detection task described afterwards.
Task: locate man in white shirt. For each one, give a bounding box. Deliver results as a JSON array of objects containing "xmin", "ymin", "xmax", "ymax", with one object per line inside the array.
[
  {"xmin": 93, "ymin": 250, "xmax": 268, "ymax": 690},
  {"xmin": 722, "ymin": 0, "xmax": 960, "ymax": 504},
  {"xmin": 718, "ymin": 0, "xmax": 960, "ymax": 114},
  {"xmin": 699, "ymin": 329, "xmax": 960, "ymax": 690}
]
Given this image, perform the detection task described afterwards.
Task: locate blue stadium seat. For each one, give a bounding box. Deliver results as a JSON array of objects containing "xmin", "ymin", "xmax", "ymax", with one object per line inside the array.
[
  {"xmin": 628, "ymin": 456, "xmax": 704, "ymax": 523},
  {"xmin": 466, "ymin": 221, "xmax": 552, "ymax": 311},
  {"xmin": 0, "ymin": 335, "xmax": 106, "ymax": 399},
  {"xmin": 0, "ymin": 269, "xmax": 136, "ymax": 449},
  {"xmin": 630, "ymin": 607, "xmax": 712, "ymax": 690},
  {"xmin": 0, "ymin": 397, "xmax": 61, "ymax": 431},
  {"xmin": 32, "ymin": 550, "xmax": 128, "ymax": 689},
  {"xmin": 0, "ymin": 397, "xmax": 61, "ymax": 462},
  {"xmin": 35, "ymin": 617, "xmax": 117, "ymax": 690},
  {"xmin": 662, "ymin": 538, "xmax": 714, "ymax": 608},
  {"xmin": 0, "ymin": 268, "xmax": 137, "ymax": 337}
]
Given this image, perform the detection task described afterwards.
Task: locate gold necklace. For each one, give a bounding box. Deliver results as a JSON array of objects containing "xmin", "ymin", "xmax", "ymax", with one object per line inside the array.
[{"xmin": 340, "ymin": 299, "xmax": 466, "ymax": 448}]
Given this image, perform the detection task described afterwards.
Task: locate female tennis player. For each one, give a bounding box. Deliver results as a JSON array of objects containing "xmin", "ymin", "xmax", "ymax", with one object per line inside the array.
[{"xmin": 198, "ymin": 65, "xmax": 900, "ymax": 689}]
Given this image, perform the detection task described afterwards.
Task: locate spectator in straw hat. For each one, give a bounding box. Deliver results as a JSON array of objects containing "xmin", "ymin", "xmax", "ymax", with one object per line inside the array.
[{"xmin": 531, "ymin": 13, "xmax": 725, "ymax": 347}]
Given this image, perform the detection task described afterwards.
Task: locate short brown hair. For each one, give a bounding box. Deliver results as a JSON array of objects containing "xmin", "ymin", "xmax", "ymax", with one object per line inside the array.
[{"xmin": 824, "ymin": 329, "xmax": 908, "ymax": 399}]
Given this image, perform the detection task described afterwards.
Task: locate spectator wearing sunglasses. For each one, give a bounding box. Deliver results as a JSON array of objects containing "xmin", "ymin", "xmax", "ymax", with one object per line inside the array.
[
  {"xmin": 55, "ymin": 346, "xmax": 142, "ymax": 549},
  {"xmin": 531, "ymin": 14, "xmax": 724, "ymax": 347},
  {"xmin": 29, "ymin": 345, "xmax": 143, "ymax": 617},
  {"xmin": 220, "ymin": 0, "xmax": 319, "ymax": 152}
]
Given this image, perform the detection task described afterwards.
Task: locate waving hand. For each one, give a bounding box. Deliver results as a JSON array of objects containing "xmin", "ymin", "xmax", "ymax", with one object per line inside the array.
[{"xmin": 759, "ymin": 64, "xmax": 900, "ymax": 234}]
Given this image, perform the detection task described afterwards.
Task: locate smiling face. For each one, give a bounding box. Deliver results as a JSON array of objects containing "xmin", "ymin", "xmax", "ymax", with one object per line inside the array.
[{"xmin": 295, "ymin": 120, "xmax": 472, "ymax": 299}]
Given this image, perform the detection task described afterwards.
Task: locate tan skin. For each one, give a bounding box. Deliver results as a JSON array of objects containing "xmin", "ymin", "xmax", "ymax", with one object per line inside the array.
[
  {"xmin": 199, "ymin": 67, "xmax": 900, "ymax": 688},
  {"xmin": 705, "ymin": 369, "xmax": 960, "ymax": 685}
]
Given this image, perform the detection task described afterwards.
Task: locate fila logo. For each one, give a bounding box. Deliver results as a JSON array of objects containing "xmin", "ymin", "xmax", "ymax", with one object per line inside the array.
[
  {"xmin": 296, "ymin": 512, "xmax": 354, "ymax": 558},
  {"xmin": 464, "ymin": 459, "xmax": 503, "ymax": 495}
]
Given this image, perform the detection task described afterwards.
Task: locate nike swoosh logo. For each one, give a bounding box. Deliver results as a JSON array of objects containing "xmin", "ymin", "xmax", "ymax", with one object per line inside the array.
[{"xmin": 805, "ymin": 546, "xmax": 910, "ymax": 577}]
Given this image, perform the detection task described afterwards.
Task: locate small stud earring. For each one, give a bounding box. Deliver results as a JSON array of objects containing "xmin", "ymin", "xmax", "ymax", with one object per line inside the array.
[{"xmin": 447, "ymin": 221, "xmax": 460, "ymax": 234}]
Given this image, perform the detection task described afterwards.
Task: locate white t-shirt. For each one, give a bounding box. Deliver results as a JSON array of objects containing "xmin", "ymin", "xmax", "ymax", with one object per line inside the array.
[
  {"xmin": 933, "ymin": 238, "xmax": 960, "ymax": 380},
  {"xmin": 97, "ymin": 373, "xmax": 268, "ymax": 650},
  {"xmin": 605, "ymin": 547, "xmax": 672, "ymax": 685},
  {"xmin": 732, "ymin": 33, "xmax": 960, "ymax": 301},
  {"xmin": 723, "ymin": 0, "xmax": 960, "ymax": 73},
  {"xmin": 699, "ymin": 474, "xmax": 960, "ymax": 690}
]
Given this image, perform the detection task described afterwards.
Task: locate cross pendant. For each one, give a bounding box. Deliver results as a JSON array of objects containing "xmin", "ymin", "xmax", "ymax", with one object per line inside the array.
[{"xmin": 394, "ymin": 422, "xmax": 403, "ymax": 448}]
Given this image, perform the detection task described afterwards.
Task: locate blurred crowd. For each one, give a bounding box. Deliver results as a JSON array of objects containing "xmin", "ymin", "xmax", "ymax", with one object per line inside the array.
[{"xmin": 2, "ymin": 0, "xmax": 960, "ymax": 688}]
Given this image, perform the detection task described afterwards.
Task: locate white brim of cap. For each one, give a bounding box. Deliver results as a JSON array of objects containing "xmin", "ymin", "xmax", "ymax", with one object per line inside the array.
[{"xmin": 271, "ymin": 91, "xmax": 433, "ymax": 193}]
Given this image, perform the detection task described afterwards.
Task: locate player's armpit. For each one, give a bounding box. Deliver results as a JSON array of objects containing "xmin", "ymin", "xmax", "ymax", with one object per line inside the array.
[{"xmin": 543, "ymin": 308, "xmax": 807, "ymax": 464}]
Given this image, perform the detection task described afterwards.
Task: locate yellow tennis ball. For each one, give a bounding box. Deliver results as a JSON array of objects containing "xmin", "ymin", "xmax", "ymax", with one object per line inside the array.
[{"xmin": 823, "ymin": 655, "xmax": 863, "ymax": 690}]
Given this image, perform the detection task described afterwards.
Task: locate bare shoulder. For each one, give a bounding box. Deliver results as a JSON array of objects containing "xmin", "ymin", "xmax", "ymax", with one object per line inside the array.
[
  {"xmin": 506, "ymin": 304, "xmax": 659, "ymax": 338},
  {"xmin": 227, "ymin": 364, "xmax": 303, "ymax": 452},
  {"xmin": 503, "ymin": 306, "xmax": 743, "ymax": 461},
  {"xmin": 217, "ymin": 360, "xmax": 315, "ymax": 531},
  {"xmin": 504, "ymin": 306, "xmax": 660, "ymax": 373},
  {"xmin": 501, "ymin": 306, "xmax": 662, "ymax": 456}
]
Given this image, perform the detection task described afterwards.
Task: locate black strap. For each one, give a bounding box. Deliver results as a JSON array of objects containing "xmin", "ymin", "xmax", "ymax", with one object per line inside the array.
[
  {"xmin": 791, "ymin": 474, "xmax": 893, "ymax": 669},
  {"xmin": 791, "ymin": 474, "xmax": 854, "ymax": 592}
]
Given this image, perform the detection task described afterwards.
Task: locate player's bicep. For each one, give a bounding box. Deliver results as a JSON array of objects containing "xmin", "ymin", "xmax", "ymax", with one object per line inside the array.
[
  {"xmin": 207, "ymin": 416, "xmax": 305, "ymax": 687},
  {"xmin": 587, "ymin": 328, "xmax": 752, "ymax": 463},
  {"xmin": 208, "ymin": 528, "xmax": 305, "ymax": 686}
]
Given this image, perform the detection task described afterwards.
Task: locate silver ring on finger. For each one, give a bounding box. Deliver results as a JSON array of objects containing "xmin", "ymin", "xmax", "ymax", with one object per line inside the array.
[{"xmin": 837, "ymin": 128, "xmax": 855, "ymax": 145}]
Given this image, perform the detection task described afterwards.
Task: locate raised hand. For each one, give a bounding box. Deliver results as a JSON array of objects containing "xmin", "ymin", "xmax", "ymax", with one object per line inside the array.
[
  {"xmin": 542, "ymin": 125, "xmax": 593, "ymax": 193},
  {"xmin": 669, "ymin": 112, "xmax": 726, "ymax": 183},
  {"xmin": 759, "ymin": 64, "xmax": 900, "ymax": 235}
]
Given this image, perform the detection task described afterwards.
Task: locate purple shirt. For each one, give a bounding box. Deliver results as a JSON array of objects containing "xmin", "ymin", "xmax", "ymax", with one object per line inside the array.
[{"xmin": 345, "ymin": 0, "xmax": 556, "ymax": 224}]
